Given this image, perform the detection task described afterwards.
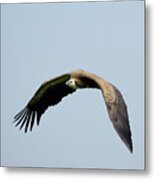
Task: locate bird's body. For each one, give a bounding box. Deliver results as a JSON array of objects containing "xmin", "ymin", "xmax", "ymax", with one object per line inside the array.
[{"xmin": 14, "ymin": 69, "xmax": 133, "ymax": 153}]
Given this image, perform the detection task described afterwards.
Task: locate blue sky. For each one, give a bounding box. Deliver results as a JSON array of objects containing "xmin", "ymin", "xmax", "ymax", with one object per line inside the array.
[{"xmin": 1, "ymin": 1, "xmax": 144, "ymax": 169}]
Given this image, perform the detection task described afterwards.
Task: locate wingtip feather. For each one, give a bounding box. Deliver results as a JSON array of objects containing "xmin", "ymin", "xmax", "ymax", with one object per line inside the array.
[{"xmin": 14, "ymin": 108, "xmax": 37, "ymax": 133}]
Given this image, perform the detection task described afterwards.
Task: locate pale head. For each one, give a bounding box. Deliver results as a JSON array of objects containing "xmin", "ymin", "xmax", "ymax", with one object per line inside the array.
[{"xmin": 66, "ymin": 79, "xmax": 78, "ymax": 90}]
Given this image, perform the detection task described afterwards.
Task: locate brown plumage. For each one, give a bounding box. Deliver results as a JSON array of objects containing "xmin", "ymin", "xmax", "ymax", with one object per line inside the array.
[{"xmin": 14, "ymin": 69, "xmax": 133, "ymax": 153}]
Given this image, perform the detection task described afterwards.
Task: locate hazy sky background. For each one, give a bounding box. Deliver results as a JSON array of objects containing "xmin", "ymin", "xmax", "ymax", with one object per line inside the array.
[{"xmin": 1, "ymin": 1, "xmax": 144, "ymax": 169}]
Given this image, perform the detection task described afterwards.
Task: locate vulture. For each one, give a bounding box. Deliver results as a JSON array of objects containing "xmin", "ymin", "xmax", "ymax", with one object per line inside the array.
[{"xmin": 14, "ymin": 69, "xmax": 133, "ymax": 153}]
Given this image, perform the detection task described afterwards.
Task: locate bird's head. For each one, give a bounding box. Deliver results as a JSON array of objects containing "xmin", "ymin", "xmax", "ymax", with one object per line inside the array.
[{"xmin": 66, "ymin": 79, "xmax": 78, "ymax": 90}]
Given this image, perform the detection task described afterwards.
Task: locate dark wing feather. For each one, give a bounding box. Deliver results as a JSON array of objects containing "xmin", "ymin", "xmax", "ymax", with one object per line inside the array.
[
  {"xmin": 104, "ymin": 84, "xmax": 133, "ymax": 153},
  {"xmin": 14, "ymin": 74, "xmax": 75, "ymax": 132}
]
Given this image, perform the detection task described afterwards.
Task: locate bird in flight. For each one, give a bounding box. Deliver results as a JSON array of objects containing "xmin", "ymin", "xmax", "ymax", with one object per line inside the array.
[{"xmin": 14, "ymin": 69, "xmax": 133, "ymax": 153}]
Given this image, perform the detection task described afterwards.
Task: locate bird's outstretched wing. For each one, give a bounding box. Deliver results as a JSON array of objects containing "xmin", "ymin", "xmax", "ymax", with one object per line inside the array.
[
  {"xmin": 101, "ymin": 83, "xmax": 133, "ymax": 153},
  {"xmin": 70, "ymin": 70, "xmax": 132, "ymax": 152},
  {"xmin": 13, "ymin": 74, "xmax": 75, "ymax": 133}
]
